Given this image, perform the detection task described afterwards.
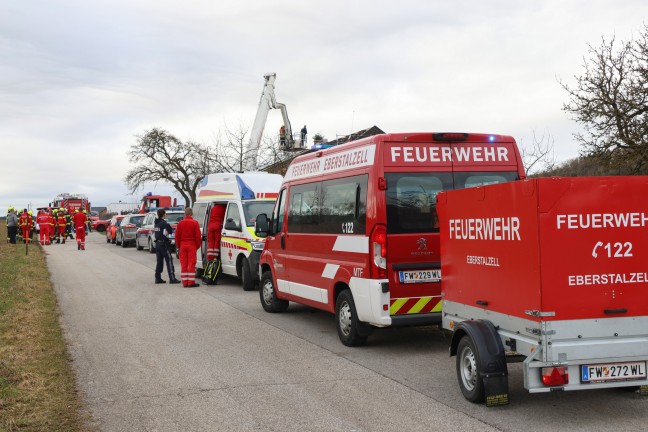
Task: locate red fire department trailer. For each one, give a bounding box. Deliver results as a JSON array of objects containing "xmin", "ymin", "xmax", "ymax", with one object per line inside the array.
[{"xmin": 438, "ymin": 176, "xmax": 648, "ymax": 406}]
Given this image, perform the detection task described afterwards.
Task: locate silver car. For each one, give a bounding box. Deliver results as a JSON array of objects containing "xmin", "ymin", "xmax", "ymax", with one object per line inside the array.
[
  {"xmin": 115, "ymin": 213, "xmax": 145, "ymax": 248},
  {"xmin": 135, "ymin": 211, "xmax": 184, "ymax": 253}
]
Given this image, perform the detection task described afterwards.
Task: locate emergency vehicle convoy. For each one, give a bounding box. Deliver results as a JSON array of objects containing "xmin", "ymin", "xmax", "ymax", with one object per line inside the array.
[
  {"xmin": 438, "ymin": 176, "xmax": 648, "ymax": 406},
  {"xmin": 192, "ymin": 172, "xmax": 283, "ymax": 290},
  {"xmin": 255, "ymin": 132, "xmax": 526, "ymax": 346}
]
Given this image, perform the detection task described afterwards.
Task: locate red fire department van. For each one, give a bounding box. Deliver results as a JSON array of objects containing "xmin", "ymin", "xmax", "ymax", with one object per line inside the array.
[
  {"xmin": 438, "ymin": 177, "xmax": 648, "ymax": 406},
  {"xmin": 256, "ymin": 132, "xmax": 526, "ymax": 346}
]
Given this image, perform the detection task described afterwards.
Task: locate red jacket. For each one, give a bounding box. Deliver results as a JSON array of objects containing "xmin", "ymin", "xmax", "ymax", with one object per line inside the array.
[
  {"xmin": 73, "ymin": 212, "xmax": 87, "ymax": 229},
  {"xmin": 175, "ymin": 215, "xmax": 201, "ymax": 249},
  {"xmin": 36, "ymin": 212, "xmax": 49, "ymax": 226}
]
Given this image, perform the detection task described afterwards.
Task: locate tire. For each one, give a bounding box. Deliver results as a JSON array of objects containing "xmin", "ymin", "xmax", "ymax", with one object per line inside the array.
[
  {"xmin": 335, "ymin": 289, "xmax": 369, "ymax": 347},
  {"xmin": 259, "ymin": 271, "xmax": 288, "ymax": 313},
  {"xmin": 456, "ymin": 335, "xmax": 486, "ymax": 403},
  {"xmin": 148, "ymin": 238, "xmax": 155, "ymax": 254},
  {"xmin": 116, "ymin": 233, "xmax": 122, "ymax": 246},
  {"xmin": 96, "ymin": 225, "xmax": 105, "ymax": 233},
  {"xmin": 136, "ymin": 239, "xmax": 144, "ymax": 251},
  {"xmin": 121, "ymin": 235, "xmax": 128, "ymax": 248},
  {"xmin": 241, "ymin": 257, "xmax": 255, "ymax": 291}
]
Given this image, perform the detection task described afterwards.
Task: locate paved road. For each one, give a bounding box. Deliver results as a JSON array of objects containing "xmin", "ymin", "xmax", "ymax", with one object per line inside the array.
[{"xmin": 47, "ymin": 233, "xmax": 647, "ymax": 431}]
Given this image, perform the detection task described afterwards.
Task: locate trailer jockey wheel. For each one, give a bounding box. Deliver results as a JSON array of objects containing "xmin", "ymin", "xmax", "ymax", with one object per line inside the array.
[{"xmin": 456, "ymin": 335, "xmax": 485, "ymax": 403}]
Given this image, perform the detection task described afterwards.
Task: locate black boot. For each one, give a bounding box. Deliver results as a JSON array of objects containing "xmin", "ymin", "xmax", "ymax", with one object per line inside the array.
[
  {"xmin": 169, "ymin": 276, "xmax": 181, "ymax": 284},
  {"xmin": 155, "ymin": 279, "xmax": 166, "ymax": 284}
]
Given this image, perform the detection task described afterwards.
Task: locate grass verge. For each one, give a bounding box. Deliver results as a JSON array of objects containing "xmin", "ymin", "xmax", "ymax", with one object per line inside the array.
[{"xmin": 0, "ymin": 222, "xmax": 90, "ymax": 431}]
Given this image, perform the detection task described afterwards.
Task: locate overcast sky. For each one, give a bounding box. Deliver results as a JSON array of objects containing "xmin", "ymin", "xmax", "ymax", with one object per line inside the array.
[{"xmin": 1, "ymin": 0, "xmax": 647, "ymax": 214}]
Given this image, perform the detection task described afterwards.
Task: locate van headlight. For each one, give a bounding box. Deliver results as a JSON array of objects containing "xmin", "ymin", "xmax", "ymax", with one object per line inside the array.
[{"xmin": 251, "ymin": 241, "xmax": 265, "ymax": 251}]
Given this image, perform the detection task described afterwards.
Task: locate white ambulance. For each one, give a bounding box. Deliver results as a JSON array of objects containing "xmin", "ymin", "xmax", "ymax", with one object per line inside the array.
[{"xmin": 193, "ymin": 172, "xmax": 283, "ymax": 290}]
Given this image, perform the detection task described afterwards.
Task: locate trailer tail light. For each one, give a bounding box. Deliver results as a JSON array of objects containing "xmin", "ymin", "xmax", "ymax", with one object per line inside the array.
[
  {"xmin": 370, "ymin": 224, "xmax": 387, "ymax": 279},
  {"xmin": 541, "ymin": 367, "xmax": 569, "ymax": 386}
]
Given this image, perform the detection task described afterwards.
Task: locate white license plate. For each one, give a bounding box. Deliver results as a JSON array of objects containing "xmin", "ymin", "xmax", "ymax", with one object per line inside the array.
[
  {"xmin": 581, "ymin": 361, "xmax": 647, "ymax": 383},
  {"xmin": 398, "ymin": 269, "xmax": 441, "ymax": 284}
]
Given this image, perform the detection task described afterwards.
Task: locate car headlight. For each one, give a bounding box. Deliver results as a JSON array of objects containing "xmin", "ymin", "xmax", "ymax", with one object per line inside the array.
[{"xmin": 251, "ymin": 241, "xmax": 265, "ymax": 251}]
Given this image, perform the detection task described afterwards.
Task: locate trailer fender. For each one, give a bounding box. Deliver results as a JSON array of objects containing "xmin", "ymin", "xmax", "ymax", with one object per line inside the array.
[{"xmin": 450, "ymin": 320, "xmax": 509, "ymax": 406}]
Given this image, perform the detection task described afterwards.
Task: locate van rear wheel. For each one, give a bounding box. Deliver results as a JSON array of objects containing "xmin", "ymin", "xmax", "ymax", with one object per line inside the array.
[
  {"xmin": 259, "ymin": 271, "xmax": 288, "ymax": 313},
  {"xmin": 456, "ymin": 335, "xmax": 485, "ymax": 403},
  {"xmin": 335, "ymin": 289, "xmax": 369, "ymax": 347}
]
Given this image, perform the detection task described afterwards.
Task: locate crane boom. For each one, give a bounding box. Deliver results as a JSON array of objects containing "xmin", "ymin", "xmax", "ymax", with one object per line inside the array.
[{"xmin": 244, "ymin": 73, "xmax": 294, "ymax": 171}]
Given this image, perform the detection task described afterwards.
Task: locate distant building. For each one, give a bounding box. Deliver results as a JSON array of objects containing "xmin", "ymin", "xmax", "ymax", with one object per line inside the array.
[
  {"xmin": 106, "ymin": 202, "xmax": 138, "ymax": 215},
  {"xmin": 263, "ymin": 125, "xmax": 385, "ymax": 176}
]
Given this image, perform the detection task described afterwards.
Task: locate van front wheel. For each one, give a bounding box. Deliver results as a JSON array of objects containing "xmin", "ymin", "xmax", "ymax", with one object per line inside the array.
[
  {"xmin": 335, "ymin": 289, "xmax": 369, "ymax": 347},
  {"xmin": 259, "ymin": 271, "xmax": 288, "ymax": 313}
]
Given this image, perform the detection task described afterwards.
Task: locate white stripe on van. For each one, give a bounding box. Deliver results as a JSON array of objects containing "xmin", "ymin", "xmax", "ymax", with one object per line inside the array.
[
  {"xmin": 322, "ymin": 264, "xmax": 340, "ymax": 279},
  {"xmin": 277, "ymin": 279, "xmax": 328, "ymax": 304},
  {"xmin": 333, "ymin": 236, "xmax": 369, "ymax": 254}
]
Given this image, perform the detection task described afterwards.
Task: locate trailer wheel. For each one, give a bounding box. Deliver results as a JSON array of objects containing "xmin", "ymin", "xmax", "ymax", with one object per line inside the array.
[
  {"xmin": 241, "ymin": 257, "xmax": 255, "ymax": 291},
  {"xmin": 259, "ymin": 271, "xmax": 288, "ymax": 313},
  {"xmin": 457, "ymin": 335, "xmax": 485, "ymax": 403},
  {"xmin": 335, "ymin": 289, "xmax": 369, "ymax": 347}
]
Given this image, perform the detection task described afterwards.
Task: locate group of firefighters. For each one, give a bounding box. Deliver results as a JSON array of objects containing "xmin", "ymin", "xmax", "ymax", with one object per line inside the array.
[{"xmin": 5, "ymin": 206, "xmax": 90, "ymax": 251}]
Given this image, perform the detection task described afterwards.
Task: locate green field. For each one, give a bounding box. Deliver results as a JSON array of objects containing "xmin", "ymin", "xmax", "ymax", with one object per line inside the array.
[{"xmin": 0, "ymin": 222, "xmax": 90, "ymax": 431}]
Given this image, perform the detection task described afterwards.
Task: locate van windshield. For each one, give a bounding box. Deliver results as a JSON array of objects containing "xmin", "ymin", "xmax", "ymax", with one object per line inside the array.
[
  {"xmin": 386, "ymin": 171, "xmax": 518, "ymax": 234},
  {"xmin": 243, "ymin": 201, "xmax": 276, "ymax": 227}
]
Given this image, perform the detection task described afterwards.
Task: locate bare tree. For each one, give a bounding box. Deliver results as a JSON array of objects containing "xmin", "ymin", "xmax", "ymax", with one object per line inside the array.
[
  {"xmin": 212, "ymin": 123, "xmax": 294, "ymax": 172},
  {"xmin": 521, "ymin": 130, "xmax": 556, "ymax": 174},
  {"xmin": 124, "ymin": 128, "xmax": 218, "ymax": 207},
  {"xmin": 560, "ymin": 25, "xmax": 648, "ymax": 174}
]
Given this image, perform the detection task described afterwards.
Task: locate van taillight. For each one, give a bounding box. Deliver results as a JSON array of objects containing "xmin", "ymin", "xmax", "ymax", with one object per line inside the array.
[{"xmin": 370, "ymin": 224, "xmax": 387, "ymax": 278}]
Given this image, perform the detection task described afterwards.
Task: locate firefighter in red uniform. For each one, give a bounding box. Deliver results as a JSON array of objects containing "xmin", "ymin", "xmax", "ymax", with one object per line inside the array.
[
  {"xmin": 206, "ymin": 205, "xmax": 226, "ymax": 261},
  {"xmin": 36, "ymin": 210, "xmax": 50, "ymax": 245},
  {"xmin": 49, "ymin": 210, "xmax": 57, "ymax": 244},
  {"xmin": 57, "ymin": 209, "xmax": 67, "ymax": 244},
  {"xmin": 18, "ymin": 209, "xmax": 32, "ymax": 244},
  {"xmin": 73, "ymin": 209, "xmax": 88, "ymax": 250},
  {"xmin": 175, "ymin": 207, "xmax": 202, "ymax": 287}
]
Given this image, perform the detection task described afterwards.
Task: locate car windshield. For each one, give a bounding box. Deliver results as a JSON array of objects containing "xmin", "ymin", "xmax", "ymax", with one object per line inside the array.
[
  {"xmin": 243, "ymin": 201, "xmax": 276, "ymax": 227},
  {"xmin": 166, "ymin": 213, "xmax": 184, "ymax": 223}
]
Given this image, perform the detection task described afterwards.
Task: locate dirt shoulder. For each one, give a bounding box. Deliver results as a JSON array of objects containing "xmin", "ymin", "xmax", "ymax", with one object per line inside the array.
[{"xmin": 0, "ymin": 221, "xmax": 91, "ymax": 431}]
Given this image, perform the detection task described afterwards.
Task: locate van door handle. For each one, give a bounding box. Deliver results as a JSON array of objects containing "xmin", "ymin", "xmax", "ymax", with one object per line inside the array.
[
  {"xmin": 604, "ymin": 308, "xmax": 627, "ymax": 315},
  {"xmin": 281, "ymin": 235, "xmax": 285, "ymax": 249}
]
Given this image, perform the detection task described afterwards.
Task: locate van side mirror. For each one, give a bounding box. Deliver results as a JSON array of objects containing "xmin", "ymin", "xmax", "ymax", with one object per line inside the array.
[
  {"xmin": 255, "ymin": 213, "xmax": 270, "ymax": 238},
  {"xmin": 224, "ymin": 218, "xmax": 241, "ymax": 231}
]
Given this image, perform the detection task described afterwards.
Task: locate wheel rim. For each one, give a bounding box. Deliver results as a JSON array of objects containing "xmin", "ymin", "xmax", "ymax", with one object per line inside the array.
[
  {"xmin": 338, "ymin": 301, "xmax": 352, "ymax": 336},
  {"xmin": 460, "ymin": 346, "xmax": 478, "ymax": 391},
  {"xmin": 262, "ymin": 280, "xmax": 274, "ymax": 305}
]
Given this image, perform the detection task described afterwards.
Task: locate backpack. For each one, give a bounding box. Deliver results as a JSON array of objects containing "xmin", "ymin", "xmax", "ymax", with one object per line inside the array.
[{"xmin": 202, "ymin": 258, "xmax": 222, "ymax": 285}]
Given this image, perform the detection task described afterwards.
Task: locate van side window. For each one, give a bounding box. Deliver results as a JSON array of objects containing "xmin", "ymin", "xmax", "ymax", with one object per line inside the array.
[
  {"xmin": 225, "ymin": 203, "xmax": 241, "ymax": 229},
  {"xmin": 288, "ymin": 183, "xmax": 320, "ymax": 233},
  {"xmin": 386, "ymin": 173, "xmax": 452, "ymax": 234},
  {"xmin": 320, "ymin": 174, "xmax": 368, "ymax": 235},
  {"xmin": 273, "ymin": 189, "xmax": 287, "ymax": 233}
]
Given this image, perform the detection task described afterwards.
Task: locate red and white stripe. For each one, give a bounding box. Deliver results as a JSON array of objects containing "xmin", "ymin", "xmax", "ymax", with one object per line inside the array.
[{"xmin": 181, "ymin": 272, "xmax": 195, "ymax": 286}]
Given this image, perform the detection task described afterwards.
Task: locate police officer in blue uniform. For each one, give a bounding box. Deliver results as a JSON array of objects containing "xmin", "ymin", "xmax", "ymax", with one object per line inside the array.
[{"xmin": 154, "ymin": 209, "xmax": 180, "ymax": 284}]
